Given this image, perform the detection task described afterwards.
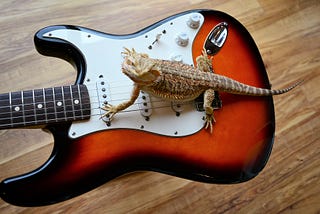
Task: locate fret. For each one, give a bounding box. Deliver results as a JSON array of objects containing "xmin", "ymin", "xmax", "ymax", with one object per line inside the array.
[
  {"xmin": 69, "ymin": 85, "xmax": 76, "ymax": 120},
  {"xmin": 71, "ymin": 85, "xmax": 81, "ymax": 118},
  {"xmin": 53, "ymin": 87, "xmax": 66, "ymax": 122},
  {"xmin": 32, "ymin": 90, "xmax": 37, "ymax": 124},
  {"xmin": 23, "ymin": 90, "xmax": 36, "ymax": 125},
  {"xmin": 52, "ymin": 87, "xmax": 58, "ymax": 122},
  {"xmin": 0, "ymin": 85, "xmax": 91, "ymax": 129},
  {"xmin": 42, "ymin": 88, "xmax": 48, "ymax": 123},
  {"xmin": 64, "ymin": 86, "xmax": 75, "ymax": 120},
  {"xmin": 80, "ymin": 85, "xmax": 91, "ymax": 118},
  {"xmin": 44, "ymin": 88, "xmax": 55, "ymax": 122},
  {"xmin": 61, "ymin": 86, "xmax": 67, "ymax": 121},
  {"xmin": 0, "ymin": 93, "xmax": 12, "ymax": 128},
  {"xmin": 21, "ymin": 91, "xmax": 26, "ymax": 125},
  {"xmin": 34, "ymin": 88, "xmax": 46, "ymax": 123},
  {"xmin": 77, "ymin": 85, "xmax": 84, "ymax": 119},
  {"xmin": 11, "ymin": 91, "xmax": 24, "ymax": 126},
  {"xmin": 9, "ymin": 92, "xmax": 12, "ymax": 126}
]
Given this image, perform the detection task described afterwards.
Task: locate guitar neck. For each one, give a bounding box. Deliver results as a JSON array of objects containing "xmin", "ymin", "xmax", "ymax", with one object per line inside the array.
[{"xmin": 0, "ymin": 85, "xmax": 91, "ymax": 129}]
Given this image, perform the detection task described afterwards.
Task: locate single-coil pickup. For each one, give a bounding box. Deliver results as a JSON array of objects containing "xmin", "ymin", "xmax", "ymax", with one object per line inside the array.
[
  {"xmin": 96, "ymin": 79, "xmax": 110, "ymax": 123},
  {"xmin": 171, "ymin": 102, "xmax": 184, "ymax": 116},
  {"xmin": 138, "ymin": 91, "xmax": 152, "ymax": 118}
]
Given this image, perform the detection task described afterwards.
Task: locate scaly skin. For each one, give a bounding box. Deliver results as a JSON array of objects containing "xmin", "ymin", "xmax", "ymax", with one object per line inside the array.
[{"xmin": 101, "ymin": 48, "xmax": 301, "ymax": 132}]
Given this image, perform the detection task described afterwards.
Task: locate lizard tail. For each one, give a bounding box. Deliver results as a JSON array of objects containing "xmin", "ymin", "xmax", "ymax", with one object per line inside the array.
[{"xmin": 212, "ymin": 74, "xmax": 303, "ymax": 96}]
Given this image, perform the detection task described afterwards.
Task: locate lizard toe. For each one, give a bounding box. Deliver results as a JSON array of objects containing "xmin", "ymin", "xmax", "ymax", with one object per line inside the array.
[
  {"xmin": 204, "ymin": 114, "xmax": 216, "ymax": 133},
  {"xmin": 100, "ymin": 104, "xmax": 118, "ymax": 121}
]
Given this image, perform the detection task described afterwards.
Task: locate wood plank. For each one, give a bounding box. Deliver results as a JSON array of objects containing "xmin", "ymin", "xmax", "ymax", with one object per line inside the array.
[{"xmin": 0, "ymin": 0, "xmax": 319, "ymax": 213}]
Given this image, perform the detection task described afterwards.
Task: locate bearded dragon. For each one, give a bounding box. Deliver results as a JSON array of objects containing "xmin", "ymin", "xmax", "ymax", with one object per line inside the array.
[{"xmin": 101, "ymin": 48, "xmax": 301, "ymax": 132}]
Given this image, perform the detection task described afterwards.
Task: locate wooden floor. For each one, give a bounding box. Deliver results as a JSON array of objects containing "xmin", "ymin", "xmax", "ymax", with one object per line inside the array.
[{"xmin": 0, "ymin": 0, "xmax": 319, "ymax": 213}]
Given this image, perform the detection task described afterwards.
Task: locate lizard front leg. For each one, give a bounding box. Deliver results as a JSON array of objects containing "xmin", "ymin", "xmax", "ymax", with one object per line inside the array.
[
  {"xmin": 203, "ymin": 88, "xmax": 216, "ymax": 133},
  {"xmin": 101, "ymin": 84, "xmax": 140, "ymax": 121}
]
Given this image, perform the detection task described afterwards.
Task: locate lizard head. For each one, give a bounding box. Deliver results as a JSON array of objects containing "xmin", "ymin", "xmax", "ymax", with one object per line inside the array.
[{"xmin": 121, "ymin": 48, "xmax": 160, "ymax": 85}]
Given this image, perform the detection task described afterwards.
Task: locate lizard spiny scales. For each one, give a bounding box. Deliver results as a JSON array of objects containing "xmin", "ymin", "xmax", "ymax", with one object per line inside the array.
[{"xmin": 101, "ymin": 48, "xmax": 301, "ymax": 132}]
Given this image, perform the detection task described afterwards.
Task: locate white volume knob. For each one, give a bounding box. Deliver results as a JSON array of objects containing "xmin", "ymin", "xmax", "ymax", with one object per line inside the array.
[
  {"xmin": 175, "ymin": 32, "xmax": 189, "ymax": 47},
  {"xmin": 187, "ymin": 13, "xmax": 201, "ymax": 29}
]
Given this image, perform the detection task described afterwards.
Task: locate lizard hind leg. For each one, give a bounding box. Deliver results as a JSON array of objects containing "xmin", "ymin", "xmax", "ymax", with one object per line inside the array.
[
  {"xmin": 203, "ymin": 88, "xmax": 216, "ymax": 133},
  {"xmin": 196, "ymin": 48, "xmax": 214, "ymax": 73}
]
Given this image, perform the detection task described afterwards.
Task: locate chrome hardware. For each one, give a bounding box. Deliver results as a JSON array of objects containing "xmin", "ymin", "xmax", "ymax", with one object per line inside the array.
[{"xmin": 204, "ymin": 22, "xmax": 228, "ymax": 55}]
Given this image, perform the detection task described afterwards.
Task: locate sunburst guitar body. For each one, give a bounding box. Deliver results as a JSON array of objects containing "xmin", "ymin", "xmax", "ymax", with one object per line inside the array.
[{"xmin": 0, "ymin": 9, "xmax": 275, "ymax": 206}]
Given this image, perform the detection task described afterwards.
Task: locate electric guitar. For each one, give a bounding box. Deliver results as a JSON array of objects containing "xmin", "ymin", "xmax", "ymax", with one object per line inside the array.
[{"xmin": 0, "ymin": 9, "xmax": 276, "ymax": 206}]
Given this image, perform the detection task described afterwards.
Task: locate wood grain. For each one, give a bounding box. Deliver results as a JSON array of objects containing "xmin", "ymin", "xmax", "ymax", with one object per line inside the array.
[{"xmin": 0, "ymin": 0, "xmax": 319, "ymax": 213}]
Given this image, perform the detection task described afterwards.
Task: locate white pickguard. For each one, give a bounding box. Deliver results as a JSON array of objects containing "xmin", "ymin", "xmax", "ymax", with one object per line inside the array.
[{"xmin": 43, "ymin": 12, "xmax": 206, "ymax": 138}]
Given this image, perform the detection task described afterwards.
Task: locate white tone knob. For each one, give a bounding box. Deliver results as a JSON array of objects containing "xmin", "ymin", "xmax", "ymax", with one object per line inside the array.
[
  {"xmin": 187, "ymin": 13, "xmax": 201, "ymax": 29},
  {"xmin": 175, "ymin": 32, "xmax": 189, "ymax": 47}
]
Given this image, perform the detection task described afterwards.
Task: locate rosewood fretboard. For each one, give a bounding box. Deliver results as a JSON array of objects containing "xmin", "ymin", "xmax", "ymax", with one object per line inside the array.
[{"xmin": 0, "ymin": 85, "xmax": 91, "ymax": 129}]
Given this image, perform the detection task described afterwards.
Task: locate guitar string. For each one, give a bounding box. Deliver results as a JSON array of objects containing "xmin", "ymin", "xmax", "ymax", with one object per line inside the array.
[
  {"xmin": 0, "ymin": 93, "xmax": 199, "ymax": 113},
  {"xmin": 0, "ymin": 84, "xmax": 140, "ymax": 108},
  {"xmin": 0, "ymin": 95, "xmax": 201, "ymax": 125},
  {"xmin": 0, "ymin": 77, "xmax": 197, "ymax": 104},
  {"xmin": 0, "ymin": 98, "xmax": 198, "ymax": 120},
  {"xmin": 0, "ymin": 101, "xmax": 200, "ymax": 128},
  {"xmin": 0, "ymin": 83, "xmax": 206, "ymax": 124},
  {"xmin": 0, "ymin": 84, "xmax": 204, "ymax": 111},
  {"xmin": 0, "ymin": 79, "xmax": 192, "ymax": 106}
]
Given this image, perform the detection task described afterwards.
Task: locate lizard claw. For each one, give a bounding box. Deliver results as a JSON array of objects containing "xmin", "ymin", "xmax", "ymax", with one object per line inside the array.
[
  {"xmin": 204, "ymin": 113, "xmax": 216, "ymax": 133},
  {"xmin": 100, "ymin": 104, "xmax": 118, "ymax": 121}
]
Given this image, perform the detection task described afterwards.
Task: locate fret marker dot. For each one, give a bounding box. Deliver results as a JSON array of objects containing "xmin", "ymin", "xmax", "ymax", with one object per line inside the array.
[
  {"xmin": 57, "ymin": 101, "xmax": 62, "ymax": 106},
  {"xmin": 14, "ymin": 106, "xmax": 20, "ymax": 111},
  {"xmin": 74, "ymin": 99, "xmax": 80, "ymax": 104},
  {"xmin": 37, "ymin": 104, "xmax": 43, "ymax": 109}
]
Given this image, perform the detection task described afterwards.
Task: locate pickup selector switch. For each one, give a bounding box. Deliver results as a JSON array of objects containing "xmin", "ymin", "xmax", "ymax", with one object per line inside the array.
[
  {"xmin": 187, "ymin": 13, "xmax": 201, "ymax": 29},
  {"xmin": 175, "ymin": 32, "xmax": 189, "ymax": 47}
]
